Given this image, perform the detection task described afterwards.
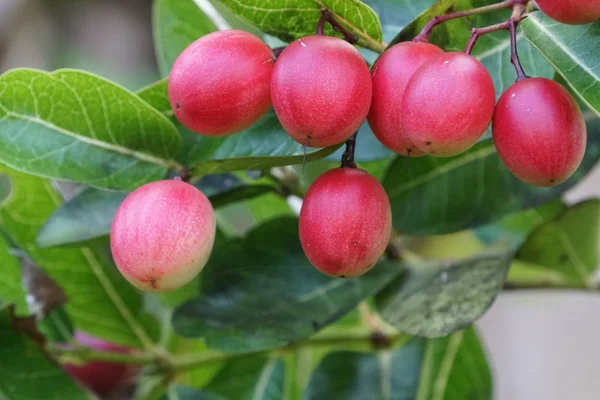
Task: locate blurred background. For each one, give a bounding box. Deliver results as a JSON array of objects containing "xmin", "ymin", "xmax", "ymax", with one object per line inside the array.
[{"xmin": 2, "ymin": 1, "xmax": 600, "ymax": 399}]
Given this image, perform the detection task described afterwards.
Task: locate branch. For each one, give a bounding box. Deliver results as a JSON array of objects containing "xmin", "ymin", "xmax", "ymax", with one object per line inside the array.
[{"xmin": 317, "ymin": 7, "xmax": 359, "ymax": 45}]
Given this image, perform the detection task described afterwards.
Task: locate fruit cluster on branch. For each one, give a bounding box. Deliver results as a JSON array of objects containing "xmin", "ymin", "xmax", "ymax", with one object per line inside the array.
[{"xmin": 108, "ymin": 0, "xmax": 596, "ymax": 293}]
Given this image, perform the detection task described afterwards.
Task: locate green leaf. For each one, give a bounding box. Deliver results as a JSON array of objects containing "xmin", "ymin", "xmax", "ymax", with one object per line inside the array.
[
  {"xmin": 0, "ymin": 236, "xmax": 27, "ymax": 315},
  {"xmin": 363, "ymin": 0, "xmax": 437, "ymax": 42},
  {"xmin": 38, "ymin": 307, "xmax": 74, "ymax": 343},
  {"xmin": 517, "ymin": 199, "xmax": 600, "ymax": 286},
  {"xmin": 375, "ymin": 251, "xmax": 513, "ymax": 338},
  {"xmin": 219, "ymin": 0, "xmax": 383, "ymax": 51},
  {"xmin": 137, "ymin": 79, "xmax": 340, "ymax": 174},
  {"xmin": 172, "ymin": 217, "xmax": 401, "ymax": 353},
  {"xmin": 0, "ymin": 166, "xmax": 157, "ymax": 348},
  {"xmin": 0, "ymin": 307, "xmax": 88, "ymax": 400},
  {"xmin": 0, "ymin": 175, "xmax": 10, "ymax": 205},
  {"xmin": 36, "ymin": 174, "xmax": 274, "ymax": 248},
  {"xmin": 522, "ymin": 13, "xmax": 600, "ymax": 114},
  {"xmin": 153, "ymin": 0, "xmax": 218, "ymax": 76},
  {"xmin": 167, "ymin": 357, "xmax": 285, "ymax": 400},
  {"xmin": 304, "ymin": 340, "xmax": 424, "ymax": 400},
  {"xmin": 384, "ymin": 115, "xmax": 600, "ymax": 235},
  {"xmin": 305, "ymin": 328, "xmax": 492, "ymax": 400},
  {"xmin": 0, "ymin": 68, "xmax": 182, "ymax": 191}
]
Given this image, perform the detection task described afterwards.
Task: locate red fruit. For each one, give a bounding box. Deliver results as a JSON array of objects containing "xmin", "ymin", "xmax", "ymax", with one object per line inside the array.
[
  {"xmin": 63, "ymin": 332, "xmax": 132, "ymax": 396},
  {"xmin": 110, "ymin": 180, "xmax": 216, "ymax": 292},
  {"xmin": 271, "ymin": 36, "xmax": 372, "ymax": 148},
  {"xmin": 168, "ymin": 30, "xmax": 274, "ymax": 136},
  {"xmin": 368, "ymin": 42, "xmax": 444, "ymax": 156},
  {"xmin": 402, "ymin": 52, "xmax": 496, "ymax": 157},
  {"xmin": 299, "ymin": 168, "xmax": 391, "ymax": 278},
  {"xmin": 492, "ymin": 78, "xmax": 586, "ymax": 187},
  {"xmin": 536, "ymin": 0, "xmax": 600, "ymax": 25}
]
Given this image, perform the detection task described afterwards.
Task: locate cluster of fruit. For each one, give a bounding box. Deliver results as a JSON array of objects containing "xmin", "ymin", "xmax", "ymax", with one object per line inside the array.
[{"xmin": 109, "ymin": 3, "xmax": 597, "ymax": 293}]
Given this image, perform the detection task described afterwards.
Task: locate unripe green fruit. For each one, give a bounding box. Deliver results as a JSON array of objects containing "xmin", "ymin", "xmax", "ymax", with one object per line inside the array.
[
  {"xmin": 402, "ymin": 52, "xmax": 496, "ymax": 157},
  {"xmin": 271, "ymin": 35, "xmax": 372, "ymax": 148},
  {"xmin": 110, "ymin": 180, "xmax": 216, "ymax": 292},
  {"xmin": 492, "ymin": 78, "xmax": 586, "ymax": 187},
  {"xmin": 368, "ymin": 42, "xmax": 444, "ymax": 156},
  {"xmin": 536, "ymin": 0, "xmax": 600, "ymax": 25},
  {"xmin": 168, "ymin": 30, "xmax": 274, "ymax": 136},
  {"xmin": 299, "ymin": 168, "xmax": 391, "ymax": 278}
]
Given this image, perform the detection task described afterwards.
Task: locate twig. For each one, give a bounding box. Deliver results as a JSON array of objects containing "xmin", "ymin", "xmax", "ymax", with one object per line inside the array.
[
  {"xmin": 316, "ymin": 7, "xmax": 359, "ymax": 44},
  {"xmin": 340, "ymin": 132, "xmax": 358, "ymax": 168}
]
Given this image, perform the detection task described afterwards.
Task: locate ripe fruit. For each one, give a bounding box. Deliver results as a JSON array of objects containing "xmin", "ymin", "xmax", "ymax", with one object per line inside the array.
[
  {"xmin": 401, "ymin": 52, "xmax": 496, "ymax": 157},
  {"xmin": 536, "ymin": 0, "xmax": 600, "ymax": 25},
  {"xmin": 368, "ymin": 42, "xmax": 444, "ymax": 156},
  {"xmin": 299, "ymin": 168, "xmax": 391, "ymax": 278},
  {"xmin": 110, "ymin": 180, "xmax": 216, "ymax": 292},
  {"xmin": 492, "ymin": 77, "xmax": 586, "ymax": 187},
  {"xmin": 63, "ymin": 332, "xmax": 132, "ymax": 395},
  {"xmin": 271, "ymin": 35, "xmax": 372, "ymax": 148},
  {"xmin": 168, "ymin": 30, "xmax": 274, "ymax": 136}
]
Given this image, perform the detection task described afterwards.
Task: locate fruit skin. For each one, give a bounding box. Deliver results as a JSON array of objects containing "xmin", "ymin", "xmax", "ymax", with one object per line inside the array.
[
  {"xmin": 299, "ymin": 168, "xmax": 391, "ymax": 278},
  {"xmin": 168, "ymin": 30, "xmax": 274, "ymax": 136},
  {"xmin": 110, "ymin": 180, "xmax": 216, "ymax": 292},
  {"xmin": 402, "ymin": 52, "xmax": 496, "ymax": 157},
  {"xmin": 271, "ymin": 35, "xmax": 372, "ymax": 148},
  {"xmin": 368, "ymin": 42, "xmax": 444, "ymax": 157},
  {"xmin": 63, "ymin": 332, "xmax": 132, "ymax": 395},
  {"xmin": 492, "ymin": 77, "xmax": 586, "ymax": 187},
  {"xmin": 536, "ymin": 0, "xmax": 600, "ymax": 25}
]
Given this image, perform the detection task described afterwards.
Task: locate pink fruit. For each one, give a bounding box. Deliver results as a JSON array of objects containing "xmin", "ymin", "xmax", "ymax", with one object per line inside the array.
[
  {"xmin": 368, "ymin": 42, "xmax": 444, "ymax": 156},
  {"xmin": 402, "ymin": 52, "xmax": 496, "ymax": 157},
  {"xmin": 110, "ymin": 180, "xmax": 216, "ymax": 292},
  {"xmin": 492, "ymin": 77, "xmax": 586, "ymax": 187},
  {"xmin": 168, "ymin": 30, "xmax": 274, "ymax": 136},
  {"xmin": 536, "ymin": 0, "xmax": 600, "ymax": 25},
  {"xmin": 271, "ymin": 35, "xmax": 372, "ymax": 148},
  {"xmin": 63, "ymin": 332, "xmax": 132, "ymax": 396},
  {"xmin": 299, "ymin": 168, "xmax": 391, "ymax": 278}
]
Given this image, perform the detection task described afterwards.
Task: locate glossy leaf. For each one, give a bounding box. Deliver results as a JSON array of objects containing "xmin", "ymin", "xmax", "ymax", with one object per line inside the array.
[
  {"xmin": 0, "ymin": 175, "xmax": 10, "ymax": 205},
  {"xmin": 0, "ymin": 69, "xmax": 181, "ymax": 190},
  {"xmin": 517, "ymin": 199, "xmax": 600, "ymax": 286},
  {"xmin": 375, "ymin": 251, "xmax": 513, "ymax": 338},
  {"xmin": 384, "ymin": 116, "xmax": 600, "ymax": 235},
  {"xmin": 522, "ymin": 12, "xmax": 600, "ymax": 114},
  {"xmin": 0, "ymin": 166, "xmax": 157, "ymax": 348},
  {"xmin": 172, "ymin": 218, "xmax": 401, "ymax": 353},
  {"xmin": 220, "ymin": 0, "xmax": 383, "ymax": 50},
  {"xmin": 36, "ymin": 174, "xmax": 274, "ymax": 248},
  {"xmin": 305, "ymin": 327, "xmax": 492, "ymax": 400},
  {"xmin": 0, "ymin": 307, "xmax": 87, "ymax": 400},
  {"xmin": 136, "ymin": 79, "xmax": 341, "ymax": 174}
]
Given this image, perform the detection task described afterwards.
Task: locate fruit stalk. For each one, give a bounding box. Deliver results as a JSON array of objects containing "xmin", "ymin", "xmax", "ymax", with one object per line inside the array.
[
  {"xmin": 414, "ymin": 0, "xmax": 529, "ymax": 42},
  {"xmin": 341, "ymin": 132, "xmax": 358, "ymax": 168},
  {"xmin": 316, "ymin": 7, "xmax": 359, "ymax": 44}
]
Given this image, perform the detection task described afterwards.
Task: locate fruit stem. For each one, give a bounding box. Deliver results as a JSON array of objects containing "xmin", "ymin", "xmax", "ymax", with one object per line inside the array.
[
  {"xmin": 341, "ymin": 132, "xmax": 358, "ymax": 168},
  {"xmin": 464, "ymin": 3, "xmax": 529, "ymax": 81},
  {"xmin": 271, "ymin": 46, "xmax": 286, "ymax": 59},
  {"xmin": 413, "ymin": 0, "xmax": 529, "ymax": 43},
  {"xmin": 173, "ymin": 168, "xmax": 190, "ymax": 182},
  {"xmin": 316, "ymin": 7, "xmax": 359, "ymax": 45}
]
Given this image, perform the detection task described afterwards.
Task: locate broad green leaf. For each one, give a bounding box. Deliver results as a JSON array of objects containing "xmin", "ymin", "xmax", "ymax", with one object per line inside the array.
[
  {"xmin": 153, "ymin": 0, "xmax": 218, "ymax": 76},
  {"xmin": 36, "ymin": 174, "xmax": 274, "ymax": 248},
  {"xmin": 0, "ymin": 307, "xmax": 88, "ymax": 400},
  {"xmin": 137, "ymin": 79, "xmax": 340, "ymax": 174},
  {"xmin": 384, "ymin": 116, "xmax": 600, "ymax": 235},
  {"xmin": 166, "ymin": 357, "xmax": 285, "ymax": 400},
  {"xmin": 375, "ymin": 251, "xmax": 513, "ymax": 338},
  {"xmin": 305, "ymin": 327, "xmax": 492, "ymax": 400},
  {"xmin": 517, "ymin": 199, "xmax": 600, "ymax": 286},
  {"xmin": 304, "ymin": 340, "xmax": 424, "ymax": 400},
  {"xmin": 38, "ymin": 307, "xmax": 74, "ymax": 343},
  {"xmin": 522, "ymin": 12, "xmax": 600, "ymax": 114},
  {"xmin": 476, "ymin": 200, "xmax": 566, "ymax": 248},
  {"xmin": 219, "ymin": 0, "xmax": 383, "ymax": 51},
  {"xmin": 0, "ymin": 236, "xmax": 26, "ymax": 315},
  {"xmin": 0, "ymin": 69, "xmax": 182, "ymax": 191},
  {"xmin": 172, "ymin": 218, "xmax": 401, "ymax": 353},
  {"xmin": 0, "ymin": 175, "xmax": 10, "ymax": 204},
  {"xmin": 0, "ymin": 166, "xmax": 157, "ymax": 348}
]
